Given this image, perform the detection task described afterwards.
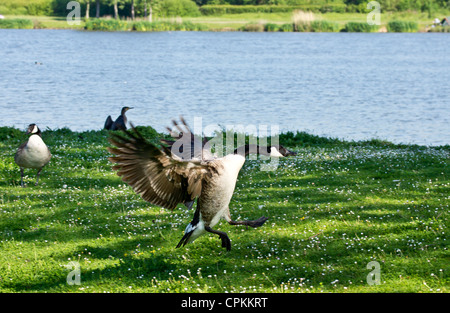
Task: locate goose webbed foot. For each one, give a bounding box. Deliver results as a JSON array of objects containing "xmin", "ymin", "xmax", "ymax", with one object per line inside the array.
[
  {"xmin": 228, "ymin": 216, "xmax": 268, "ymax": 228},
  {"xmin": 246, "ymin": 216, "xmax": 269, "ymax": 228},
  {"xmin": 205, "ymin": 226, "xmax": 231, "ymax": 251},
  {"xmin": 220, "ymin": 235, "xmax": 231, "ymax": 251}
]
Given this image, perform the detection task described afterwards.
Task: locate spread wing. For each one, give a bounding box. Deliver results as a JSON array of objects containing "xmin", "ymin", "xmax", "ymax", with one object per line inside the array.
[
  {"xmin": 104, "ymin": 115, "xmax": 113, "ymax": 130},
  {"xmin": 161, "ymin": 117, "xmax": 212, "ymax": 161},
  {"xmin": 107, "ymin": 125, "xmax": 208, "ymax": 210}
]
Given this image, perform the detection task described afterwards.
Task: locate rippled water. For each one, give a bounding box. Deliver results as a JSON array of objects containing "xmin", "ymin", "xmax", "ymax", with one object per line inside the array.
[{"xmin": 0, "ymin": 30, "xmax": 449, "ymax": 146}]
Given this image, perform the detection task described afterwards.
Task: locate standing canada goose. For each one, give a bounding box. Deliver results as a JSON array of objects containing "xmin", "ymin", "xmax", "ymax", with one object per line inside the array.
[
  {"xmin": 107, "ymin": 120, "xmax": 296, "ymax": 251},
  {"xmin": 14, "ymin": 124, "xmax": 52, "ymax": 187},
  {"xmin": 104, "ymin": 106, "xmax": 133, "ymax": 131}
]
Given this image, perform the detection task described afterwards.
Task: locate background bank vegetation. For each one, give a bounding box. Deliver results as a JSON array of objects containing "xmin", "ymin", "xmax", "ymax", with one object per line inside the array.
[
  {"xmin": 1, "ymin": 0, "xmax": 449, "ymax": 17},
  {"xmin": 0, "ymin": 0, "xmax": 449, "ymax": 32}
]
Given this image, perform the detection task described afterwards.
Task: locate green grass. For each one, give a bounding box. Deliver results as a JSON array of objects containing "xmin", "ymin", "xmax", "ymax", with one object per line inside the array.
[
  {"xmin": 0, "ymin": 15, "xmax": 85, "ymax": 29},
  {"xmin": 0, "ymin": 18, "xmax": 34, "ymax": 29},
  {"xmin": 0, "ymin": 126, "xmax": 448, "ymax": 293}
]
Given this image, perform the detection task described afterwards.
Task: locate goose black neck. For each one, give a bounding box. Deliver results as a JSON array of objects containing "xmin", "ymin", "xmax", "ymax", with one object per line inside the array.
[{"xmin": 30, "ymin": 129, "xmax": 42, "ymax": 137}]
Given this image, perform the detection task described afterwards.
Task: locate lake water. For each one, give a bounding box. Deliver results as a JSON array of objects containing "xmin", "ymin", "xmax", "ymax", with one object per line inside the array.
[{"xmin": 0, "ymin": 30, "xmax": 449, "ymax": 146}]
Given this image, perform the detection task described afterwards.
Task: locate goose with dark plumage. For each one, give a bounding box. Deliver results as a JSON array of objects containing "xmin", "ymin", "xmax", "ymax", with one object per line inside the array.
[
  {"xmin": 14, "ymin": 124, "xmax": 52, "ymax": 187},
  {"xmin": 104, "ymin": 106, "xmax": 133, "ymax": 131}
]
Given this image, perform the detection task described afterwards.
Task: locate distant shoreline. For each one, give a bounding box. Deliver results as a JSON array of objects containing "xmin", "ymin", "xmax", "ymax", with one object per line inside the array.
[{"xmin": 1, "ymin": 11, "xmax": 449, "ymax": 32}]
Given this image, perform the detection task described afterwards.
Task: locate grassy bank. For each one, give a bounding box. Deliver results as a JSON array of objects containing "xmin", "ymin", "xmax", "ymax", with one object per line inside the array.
[
  {"xmin": 1, "ymin": 9, "xmax": 449, "ymax": 32},
  {"xmin": 0, "ymin": 18, "xmax": 33, "ymax": 29},
  {"xmin": 0, "ymin": 126, "xmax": 448, "ymax": 293}
]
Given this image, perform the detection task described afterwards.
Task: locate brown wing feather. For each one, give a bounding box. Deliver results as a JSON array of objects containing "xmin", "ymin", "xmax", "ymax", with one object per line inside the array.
[
  {"xmin": 108, "ymin": 125, "xmax": 208, "ymax": 210},
  {"xmin": 161, "ymin": 117, "xmax": 209, "ymax": 160}
]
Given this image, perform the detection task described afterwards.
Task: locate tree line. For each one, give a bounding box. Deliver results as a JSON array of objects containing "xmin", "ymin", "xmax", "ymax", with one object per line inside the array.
[{"xmin": 53, "ymin": 0, "xmax": 158, "ymax": 20}]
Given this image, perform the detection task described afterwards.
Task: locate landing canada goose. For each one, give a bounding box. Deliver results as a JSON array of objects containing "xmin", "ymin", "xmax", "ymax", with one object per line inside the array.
[
  {"xmin": 108, "ymin": 120, "xmax": 296, "ymax": 251},
  {"xmin": 104, "ymin": 106, "xmax": 133, "ymax": 131},
  {"xmin": 14, "ymin": 124, "xmax": 52, "ymax": 187}
]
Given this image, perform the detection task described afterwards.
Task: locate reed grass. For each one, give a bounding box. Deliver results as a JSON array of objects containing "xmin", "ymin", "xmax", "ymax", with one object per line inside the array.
[
  {"xmin": 343, "ymin": 21, "xmax": 379, "ymax": 32},
  {"xmin": 292, "ymin": 9, "xmax": 314, "ymax": 31},
  {"xmin": 84, "ymin": 18, "xmax": 129, "ymax": 31},
  {"xmin": 279, "ymin": 23, "xmax": 294, "ymax": 32},
  {"xmin": 264, "ymin": 23, "xmax": 280, "ymax": 32},
  {"xmin": 0, "ymin": 18, "xmax": 34, "ymax": 29},
  {"xmin": 133, "ymin": 20, "xmax": 208, "ymax": 31},
  {"xmin": 83, "ymin": 18, "xmax": 207, "ymax": 32},
  {"xmin": 310, "ymin": 20, "xmax": 339, "ymax": 32},
  {"xmin": 387, "ymin": 20, "xmax": 419, "ymax": 32}
]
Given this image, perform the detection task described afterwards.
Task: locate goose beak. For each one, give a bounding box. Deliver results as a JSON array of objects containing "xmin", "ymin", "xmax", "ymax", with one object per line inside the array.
[{"xmin": 26, "ymin": 124, "xmax": 37, "ymax": 134}]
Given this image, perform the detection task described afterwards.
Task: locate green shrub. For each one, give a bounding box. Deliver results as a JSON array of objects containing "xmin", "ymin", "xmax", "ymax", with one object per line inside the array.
[
  {"xmin": 319, "ymin": 4, "xmax": 346, "ymax": 13},
  {"xmin": 293, "ymin": 20, "xmax": 339, "ymax": 32},
  {"xmin": 343, "ymin": 22, "xmax": 379, "ymax": 32},
  {"xmin": 0, "ymin": 126, "xmax": 26, "ymax": 141},
  {"xmin": 293, "ymin": 21, "xmax": 310, "ymax": 32},
  {"xmin": 0, "ymin": 18, "xmax": 34, "ymax": 29},
  {"xmin": 0, "ymin": 0, "xmax": 52, "ymax": 15},
  {"xmin": 264, "ymin": 23, "xmax": 280, "ymax": 32},
  {"xmin": 310, "ymin": 20, "xmax": 339, "ymax": 32},
  {"xmin": 199, "ymin": 4, "xmax": 347, "ymax": 16},
  {"xmin": 157, "ymin": 0, "xmax": 201, "ymax": 17},
  {"xmin": 133, "ymin": 21, "xmax": 208, "ymax": 31},
  {"xmin": 279, "ymin": 23, "xmax": 294, "ymax": 32},
  {"xmin": 26, "ymin": 0, "xmax": 53, "ymax": 15},
  {"xmin": 134, "ymin": 21, "xmax": 165, "ymax": 31},
  {"xmin": 85, "ymin": 19, "xmax": 129, "ymax": 31},
  {"xmin": 387, "ymin": 20, "xmax": 418, "ymax": 32}
]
